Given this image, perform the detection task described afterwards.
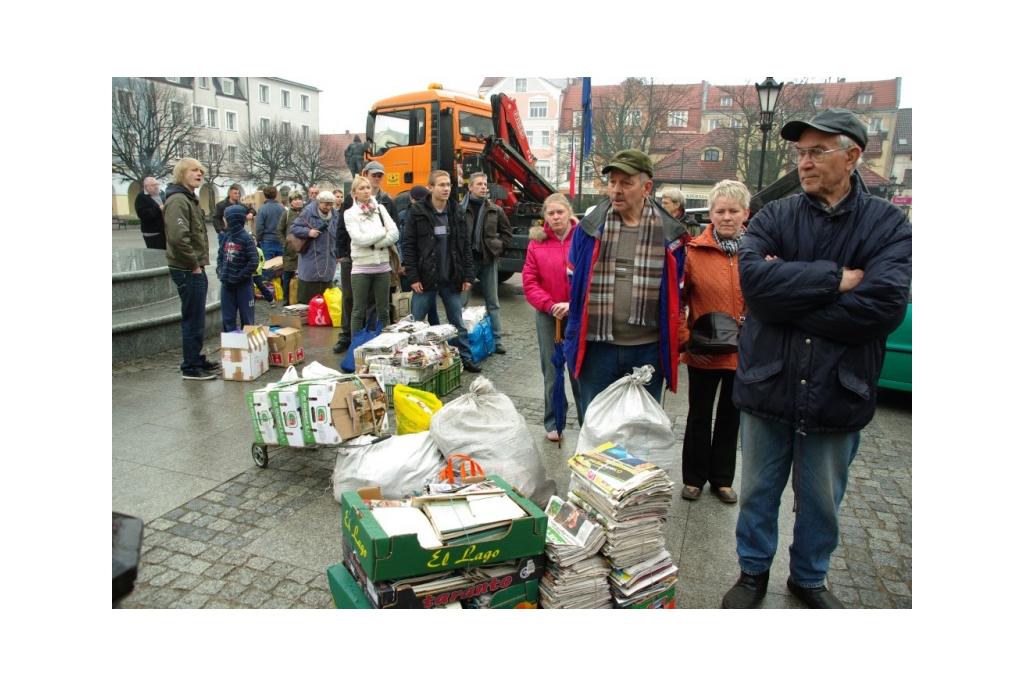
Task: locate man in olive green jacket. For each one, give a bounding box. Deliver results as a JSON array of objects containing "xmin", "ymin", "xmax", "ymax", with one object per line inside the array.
[{"xmin": 164, "ymin": 157, "xmax": 218, "ymax": 380}]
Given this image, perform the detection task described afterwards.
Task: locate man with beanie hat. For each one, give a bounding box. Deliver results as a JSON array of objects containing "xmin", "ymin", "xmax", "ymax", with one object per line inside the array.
[
  {"xmin": 460, "ymin": 172, "xmax": 513, "ymax": 353},
  {"xmin": 217, "ymin": 204, "xmax": 259, "ymax": 333},
  {"xmin": 721, "ymin": 108, "xmax": 912, "ymax": 609}
]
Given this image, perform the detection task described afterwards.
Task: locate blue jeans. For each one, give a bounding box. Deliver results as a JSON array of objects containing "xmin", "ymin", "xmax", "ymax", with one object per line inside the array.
[
  {"xmin": 536, "ymin": 311, "xmax": 581, "ymax": 433},
  {"xmin": 576, "ymin": 340, "xmax": 663, "ymax": 423},
  {"xmin": 461, "ymin": 256, "xmax": 501, "ymax": 344},
  {"xmin": 735, "ymin": 412, "xmax": 860, "ymax": 587},
  {"xmin": 412, "ymin": 285, "xmax": 469, "ymax": 361},
  {"xmin": 221, "ymin": 280, "xmax": 255, "ymax": 332},
  {"xmin": 169, "ymin": 268, "xmax": 209, "ymax": 372},
  {"xmin": 261, "ymin": 240, "xmax": 283, "ymax": 259}
]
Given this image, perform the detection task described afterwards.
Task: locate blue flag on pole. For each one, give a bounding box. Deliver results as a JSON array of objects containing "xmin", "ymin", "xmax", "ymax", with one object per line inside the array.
[{"xmin": 581, "ymin": 77, "xmax": 592, "ymax": 159}]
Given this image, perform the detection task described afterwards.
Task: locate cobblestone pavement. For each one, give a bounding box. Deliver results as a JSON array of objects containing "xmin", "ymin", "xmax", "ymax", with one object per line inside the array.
[{"xmin": 114, "ymin": 280, "xmax": 912, "ymax": 609}]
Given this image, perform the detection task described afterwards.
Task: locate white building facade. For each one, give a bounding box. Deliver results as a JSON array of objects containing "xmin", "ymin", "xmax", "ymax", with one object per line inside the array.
[{"xmin": 112, "ymin": 77, "xmax": 321, "ymax": 217}]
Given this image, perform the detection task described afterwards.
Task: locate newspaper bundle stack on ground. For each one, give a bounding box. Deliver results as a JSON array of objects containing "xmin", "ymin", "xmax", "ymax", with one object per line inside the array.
[
  {"xmin": 408, "ymin": 324, "xmax": 459, "ymax": 345},
  {"xmin": 607, "ymin": 549, "xmax": 678, "ymax": 608},
  {"xmin": 539, "ymin": 495, "xmax": 611, "ymax": 609},
  {"xmin": 364, "ymin": 343, "xmax": 449, "ymax": 386},
  {"xmin": 567, "ymin": 443, "xmax": 678, "ymax": 608}
]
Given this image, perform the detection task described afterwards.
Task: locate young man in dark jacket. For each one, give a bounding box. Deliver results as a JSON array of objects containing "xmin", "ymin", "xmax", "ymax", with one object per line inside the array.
[
  {"xmin": 212, "ymin": 183, "xmax": 253, "ymax": 233},
  {"xmin": 164, "ymin": 157, "xmax": 219, "ymax": 380},
  {"xmin": 722, "ymin": 109, "xmax": 912, "ymax": 610},
  {"xmin": 401, "ymin": 170, "xmax": 481, "ymax": 373}
]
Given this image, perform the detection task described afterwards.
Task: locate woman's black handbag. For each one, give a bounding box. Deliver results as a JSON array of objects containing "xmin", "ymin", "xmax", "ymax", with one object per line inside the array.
[{"xmin": 687, "ymin": 312, "xmax": 740, "ymax": 354}]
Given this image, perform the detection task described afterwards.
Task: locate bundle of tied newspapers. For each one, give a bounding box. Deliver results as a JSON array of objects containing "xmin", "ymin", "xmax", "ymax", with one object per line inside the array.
[
  {"xmin": 538, "ymin": 495, "xmax": 611, "ymax": 609},
  {"xmin": 567, "ymin": 443, "xmax": 678, "ymax": 608}
]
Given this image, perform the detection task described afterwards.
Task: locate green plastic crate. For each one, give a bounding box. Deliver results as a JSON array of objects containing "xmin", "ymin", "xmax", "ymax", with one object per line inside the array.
[
  {"xmin": 437, "ymin": 358, "xmax": 462, "ymax": 396},
  {"xmin": 385, "ymin": 373, "xmax": 440, "ymax": 408}
]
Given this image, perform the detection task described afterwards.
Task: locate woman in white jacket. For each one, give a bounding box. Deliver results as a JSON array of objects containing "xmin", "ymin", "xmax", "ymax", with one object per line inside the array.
[{"xmin": 345, "ymin": 176, "xmax": 400, "ymax": 330}]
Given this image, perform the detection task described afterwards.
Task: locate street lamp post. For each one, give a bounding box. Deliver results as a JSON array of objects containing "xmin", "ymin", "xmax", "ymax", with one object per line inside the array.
[
  {"xmin": 883, "ymin": 174, "xmax": 904, "ymax": 201},
  {"xmin": 755, "ymin": 77, "xmax": 784, "ymax": 193}
]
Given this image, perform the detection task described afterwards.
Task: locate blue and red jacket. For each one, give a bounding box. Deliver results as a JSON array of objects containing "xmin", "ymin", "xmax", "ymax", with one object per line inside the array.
[{"xmin": 564, "ymin": 197, "xmax": 688, "ymax": 393}]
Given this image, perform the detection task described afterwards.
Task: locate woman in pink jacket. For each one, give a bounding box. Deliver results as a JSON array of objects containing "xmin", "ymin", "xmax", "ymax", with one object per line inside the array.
[{"xmin": 523, "ymin": 194, "xmax": 582, "ymax": 442}]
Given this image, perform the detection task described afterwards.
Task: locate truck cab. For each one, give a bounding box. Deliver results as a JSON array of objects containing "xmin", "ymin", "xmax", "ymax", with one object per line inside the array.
[{"xmin": 365, "ymin": 85, "xmax": 554, "ymax": 281}]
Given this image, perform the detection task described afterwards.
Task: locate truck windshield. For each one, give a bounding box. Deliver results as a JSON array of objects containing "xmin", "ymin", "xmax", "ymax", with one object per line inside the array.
[
  {"xmin": 459, "ymin": 111, "xmax": 493, "ymax": 141},
  {"xmin": 371, "ymin": 108, "xmax": 425, "ymax": 153}
]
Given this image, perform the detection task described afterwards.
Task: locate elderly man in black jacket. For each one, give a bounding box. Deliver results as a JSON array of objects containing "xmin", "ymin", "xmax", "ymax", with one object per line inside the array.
[
  {"xmin": 722, "ymin": 109, "xmax": 912, "ymax": 610},
  {"xmin": 135, "ymin": 177, "xmax": 166, "ymax": 249}
]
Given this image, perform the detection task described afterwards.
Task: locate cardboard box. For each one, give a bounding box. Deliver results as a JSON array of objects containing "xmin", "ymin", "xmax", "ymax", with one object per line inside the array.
[
  {"xmin": 269, "ymin": 386, "xmax": 306, "ymax": 446},
  {"xmin": 340, "ymin": 475, "xmax": 547, "ymax": 582},
  {"xmin": 246, "ymin": 389, "xmax": 277, "ymax": 444},
  {"xmin": 263, "ymin": 255, "xmax": 284, "ymax": 271},
  {"xmin": 327, "ymin": 563, "xmax": 375, "ymax": 609},
  {"xmin": 392, "ymin": 291, "xmax": 412, "ymax": 319},
  {"xmin": 298, "ymin": 376, "xmax": 387, "ymax": 444},
  {"xmin": 340, "ymin": 539, "xmax": 543, "ymax": 609},
  {"xmin": 267, "ymin": 327, "xmax": 304, "ymax": 367},
  {"xmin": 221, "ymin": 326, "xmax": 270, "ymax": 382},
  {"xmin": 270, "ymin": 313, "xmax": 303, "ymax": 329}
]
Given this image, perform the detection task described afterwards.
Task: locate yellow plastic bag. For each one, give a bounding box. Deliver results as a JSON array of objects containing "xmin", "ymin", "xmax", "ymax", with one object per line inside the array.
[
  {"xmin": 272, "ymin": 277, "xmax": 283, "ymax": 302},
  {"xmin": 323, "ymin": 286, "xmax": 342, "ymax": 327},
  {"xmin": 393, "ymin": 384, "xmax": 442, "ymax": 435}
]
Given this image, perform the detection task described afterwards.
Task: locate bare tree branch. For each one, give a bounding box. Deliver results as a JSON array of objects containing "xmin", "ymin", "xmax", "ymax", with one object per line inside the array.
[
  {"xmin": 111, "ymin": 78, "xmax": 202, "ymax": 186},
  {"xmin": 287, "ymin": 130, "xmax": 344, "ymax": 192},
  {"xmin": 590, "ymin": 78, "xmax": 693, "ymax": 168},
  {"xmin": 237, "ymin": 118, "xmax": 294, "ymax": 186}
]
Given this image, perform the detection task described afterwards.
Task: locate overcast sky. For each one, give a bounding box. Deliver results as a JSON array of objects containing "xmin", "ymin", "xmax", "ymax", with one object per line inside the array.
[{"xmin": 290, "ymin": 76, "xmax": 912, "ymax": 137}]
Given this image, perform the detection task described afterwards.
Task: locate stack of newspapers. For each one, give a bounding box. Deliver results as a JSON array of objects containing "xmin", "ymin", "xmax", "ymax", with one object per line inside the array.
[
  {"xmin": 538, "ymin": 495, "xmax": 611, "ymax": 609},
  {"xmin": 567, "ymin": 443, "xmax": 678, "ymax": 608}
]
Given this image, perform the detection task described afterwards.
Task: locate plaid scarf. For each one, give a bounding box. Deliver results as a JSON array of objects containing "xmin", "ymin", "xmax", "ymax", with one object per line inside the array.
[{"xmin": 587, "ymin": 196, "xmax": 665, "ymax": 341}]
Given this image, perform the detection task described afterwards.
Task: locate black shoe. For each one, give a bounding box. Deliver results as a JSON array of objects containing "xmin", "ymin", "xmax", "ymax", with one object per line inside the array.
[
  {"xmin": 333, "ymin": 338, "xmax": 351, "ymax": 354},
  {"xmin": 182, "ymin": 368, "xmax": 218, "ymax": 381},
  {"xmin": 722, "ymin": 571, "xmax": 769, "ymax": 609},
  {"xmin": 786, "ymin": 577, "xmax": 844, "ymax": 609},
  {"xmin": 462, "ymin": 359, "xmax": 482, "ymax": 373},
  {"xmin": 494, "ymin": 343, "xmax": 506, "ymax": 355},
  {"xmin": 201, "ymin": 359, "xmax": 220, "ymax": 372}
]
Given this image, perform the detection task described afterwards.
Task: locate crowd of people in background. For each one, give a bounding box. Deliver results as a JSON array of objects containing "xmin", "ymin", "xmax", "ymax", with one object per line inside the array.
[{"xmin": 140, "ymin": 107, "xmax": 911, "ymax": 609}]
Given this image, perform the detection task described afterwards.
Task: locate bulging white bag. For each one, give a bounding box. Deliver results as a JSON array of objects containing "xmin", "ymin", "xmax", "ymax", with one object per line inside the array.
[
  {"xmin": 332, "ymin": 431, "xmax": 446, "ymax": 502},
  {"xmin": 576, "ymin": 365, "xmax": 679, "ymax": 476},
  {"xmin": 429, "ymin": 377, "xmax": 556, "ymax": 508}
]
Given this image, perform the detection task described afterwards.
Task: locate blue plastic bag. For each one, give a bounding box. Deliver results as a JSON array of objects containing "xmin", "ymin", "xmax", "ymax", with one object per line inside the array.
[
  {"xmin": 340, "ymin": 313, "xmax": 383, "ymax": 373},
  {"xmin": 467, "ymin": 315, "xmax": 495, "ymax": 363}
]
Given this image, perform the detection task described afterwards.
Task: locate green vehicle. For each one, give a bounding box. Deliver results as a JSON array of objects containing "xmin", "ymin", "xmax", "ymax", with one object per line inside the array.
[{"xmin": 878, "ymin": 299, "xmax": 912, "ymax": 392}]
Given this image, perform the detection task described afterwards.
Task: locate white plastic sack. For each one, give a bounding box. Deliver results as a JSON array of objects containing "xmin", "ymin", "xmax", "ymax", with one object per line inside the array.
[
  {"xmin": 576, "ymin": 365, "xmax": 680, "ymax": 476},
  {"xmin": 429, "ymin": 376, "xmax": 556, "ymax": 508},
  {"xmin": 331, "ymin": 431, "xmax": 447, "ymax": 502}
]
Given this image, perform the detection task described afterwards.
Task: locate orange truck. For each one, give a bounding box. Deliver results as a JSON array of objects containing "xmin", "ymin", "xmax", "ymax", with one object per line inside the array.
[{"xmin": 363, "ymin": 84, "xmax": 557, "ymax": 281}]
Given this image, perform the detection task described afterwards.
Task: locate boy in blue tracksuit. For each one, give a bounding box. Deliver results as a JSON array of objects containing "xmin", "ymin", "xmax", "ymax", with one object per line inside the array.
[{"xmin": 217, "ymin": 204, "xmax": 259, "ymax": 331}]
